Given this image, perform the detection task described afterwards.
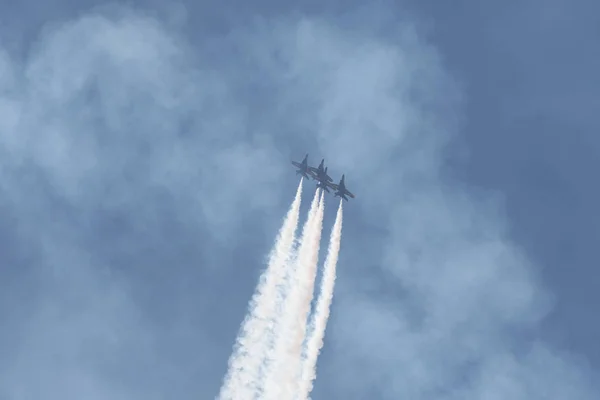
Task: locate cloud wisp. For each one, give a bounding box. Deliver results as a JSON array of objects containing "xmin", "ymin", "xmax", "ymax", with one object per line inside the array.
[{"xmin": 0, "ymin": 6, "xmax": 597, "ymax": 400}]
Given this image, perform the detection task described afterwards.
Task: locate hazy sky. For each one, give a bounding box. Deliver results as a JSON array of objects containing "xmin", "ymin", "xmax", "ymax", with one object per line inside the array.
[{"xmin": 1, "ymin": 1, "xmax": 599, "ymax": 399}]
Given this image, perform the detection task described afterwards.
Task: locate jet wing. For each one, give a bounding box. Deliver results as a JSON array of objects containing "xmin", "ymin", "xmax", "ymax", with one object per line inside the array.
[
  {"xmin": 307, "ymin": 170, "xmax": 319, "ymax": 179},
  {"xmin": 291, "ymin": 161, "xmax": 303, "ymax": 168},
  {"xmin": 344, "ymin": 190, "xmax": 355, "ymax": 198},
  {"xmin": 326, "ymin": 182, "xmax": 339, "ymax": 190},
  {"xmin": 309, "ymin": 169, "xmax": 333, "ymax": 182}
]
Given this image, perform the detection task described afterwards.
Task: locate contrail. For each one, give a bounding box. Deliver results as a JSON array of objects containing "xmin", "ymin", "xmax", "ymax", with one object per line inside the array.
[
  {"xmin": 263, "ymin": 189, "xmax": 326, "ymax": 400},
  {"xmin": 298, "ymin": 199, "xmax": 344, "ymax": 400},
  {"xmin": 257, "ymin": 191, "xmax": 323, "ymax": 397},
  {"xmin": 218, "ymin": 179, "xmax": 304, "ymax": 400},
  {"xmin": 289, "ymin": 191, "xmax": 326, "ymax": 384}
]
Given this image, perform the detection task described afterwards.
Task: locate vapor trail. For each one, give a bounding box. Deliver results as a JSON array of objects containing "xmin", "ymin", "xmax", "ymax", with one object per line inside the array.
[
  {"xmin": 298, "ymin": 199, "xmax": 344, "ymax": 400},
  {"xmin": 290, "ymin": 191, "xmax": 326, "ymax": 374},
  {"xmin": 262, "ymin": 189, "xmax": 325, "ymax": 400},
  {"xmin": 218, "ymin": 179, "xmax": 304, "ymax": 400}
]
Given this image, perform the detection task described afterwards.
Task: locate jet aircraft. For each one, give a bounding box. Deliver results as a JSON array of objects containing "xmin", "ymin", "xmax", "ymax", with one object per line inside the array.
[
  {"xmin": 291, "ymin": 155, "xmax": 354, "ymax": 199},
  {"xmin": 308, "ymin": 159, "xmax": 333, "ymax": 183},
  {"xmin": 330, "ymin": 174, "xmax": 355, "ymax": 201},
  {"xmin": 291, "ymin": 154, "xmax": 312, "ymax": 179},
  {"xmin": 308, "ymin": 158, "xmax": 336, "ymax": 192}
]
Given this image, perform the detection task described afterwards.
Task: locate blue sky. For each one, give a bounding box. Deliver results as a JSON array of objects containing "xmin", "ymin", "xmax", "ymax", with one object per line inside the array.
[{"xmin": 0, "ymin": 1, "xmax": 598, "ymax": 399}]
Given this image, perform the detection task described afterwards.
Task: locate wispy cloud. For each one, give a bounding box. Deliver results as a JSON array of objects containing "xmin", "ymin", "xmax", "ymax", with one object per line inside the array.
[
  {"xmin": 0, "ymin": 5, "xmax": 597, "ymax": 400},
  {"xmin": 229, "ymin": 15, "xmax": 599, "ymax": 399}
]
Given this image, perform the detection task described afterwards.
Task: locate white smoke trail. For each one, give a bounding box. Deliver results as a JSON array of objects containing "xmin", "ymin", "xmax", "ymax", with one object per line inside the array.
[
  {"xmin": 262, "ymin": 189, "xmax": 325, "ymax": 400},
  {"xmin": 218, "ymin": 179, "xmax": 304, "ymax": 400},
  {"xmin": 298, "ymin": 199, "xmax": 344, "ymax": 400},
  {"xmin": 256, "ymin": 192, "xmax": 323, "ymax": 398},
  {"xmin": 290, "ymin": 191, "xmax": 326, "ymax": 375}
]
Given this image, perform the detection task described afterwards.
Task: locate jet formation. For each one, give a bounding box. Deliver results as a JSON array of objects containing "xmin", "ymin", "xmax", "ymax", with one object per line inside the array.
[{"xmin": 291, "ymin": 154, "xmax": 355, "ymax": 201}]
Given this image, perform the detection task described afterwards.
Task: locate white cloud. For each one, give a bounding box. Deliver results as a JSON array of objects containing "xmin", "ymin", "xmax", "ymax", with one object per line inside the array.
[
  {"xmin": 0, "ymin": 6, "xmax": 596, "ymax": 400},
  {"xmin": 231, "ymin": 14, "xmax": 598, "ymax": 399},
  {"xmin": 0, "ymin": 11, "xmax": 285, "ymax": 399}
]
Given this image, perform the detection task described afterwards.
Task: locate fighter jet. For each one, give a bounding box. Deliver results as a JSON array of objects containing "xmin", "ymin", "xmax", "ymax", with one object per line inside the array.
[
  {"xmin": 307, "ymin": 158, "xmax": 335, "ymax": 192},
  {"xmin": 308, "ymin": 159, "xmax": 333, "ymax": 183},
  {"xmin": 330, "ymin": 174, "xmax": 355, "ymax": 201},
  {"xmin": 291, "ymin": 154, "xmax": 312, "ymax": 179}
]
